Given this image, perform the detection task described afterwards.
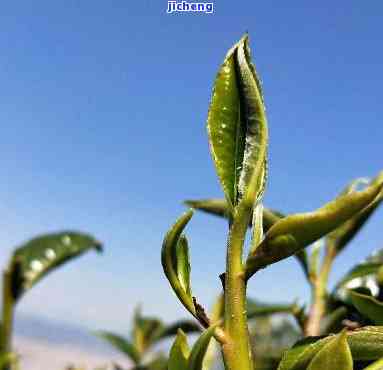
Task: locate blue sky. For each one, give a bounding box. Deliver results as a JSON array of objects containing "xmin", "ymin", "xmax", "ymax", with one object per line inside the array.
[{"xmin": 0, "ymin": 1, "xmax": 382, "ymax": 333}]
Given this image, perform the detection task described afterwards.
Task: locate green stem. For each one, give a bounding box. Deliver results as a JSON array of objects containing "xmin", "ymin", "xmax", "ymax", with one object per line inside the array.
[
  {"xmin": 0, "ymin": 270, "xmax": 14, "ymax": 370},
  {"xmin": 222, "ymin": 202, "xmax": 253, "ymax": 370},
  {"xmin": 305, "ymin": 246, "xmax": 335, "ymax": 336},
  {"xmin": 363, "ymin": 358, "xmax": 383, "ymax": 370}
]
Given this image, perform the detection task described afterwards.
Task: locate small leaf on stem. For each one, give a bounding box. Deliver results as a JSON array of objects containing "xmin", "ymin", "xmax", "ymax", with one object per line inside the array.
[
  {"xmin": 168, "ymin": 329, "xmax": 190, "ymax": 370},
  {"xmin": 246, "ymin": 179, "xmax": 383, "ymax": 279}
]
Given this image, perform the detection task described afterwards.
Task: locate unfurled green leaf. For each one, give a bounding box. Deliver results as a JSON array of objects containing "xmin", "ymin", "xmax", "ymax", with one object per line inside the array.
[
  {"xmin": 246, "ymin": 180, "xmax": 383, "ymax": 278},
  {"xmin": 161, "ymin": 210, "xmax": 196, "ymax": 317},
  {"xmin": 185, "ymin": 198, "xmax": 280, "ymax": 232},
  {"xmin": 169, "ymin": 329, "xmax": 190, "ymax": 370},
  {"xmin": 155, "ymin": 320, "xmax": 201, "ymax": 340},
  {"xmin": 185, "ymin": 198, "xmax": 309, "ymax": 277},
  {"xmin": 307, "ymin": 330, "xmax": 352, "ymax": 370},
  {"xmin": 206, "ymin": 39, "xmax": 246, "ymax": 209},
  {"xmin": 351, "ymin": 291, "xmax": 383, "ymax": 325},
  {"xmin": 184, "ymin": 198, "xmax": 229, "ymax": 221},
  {"xmin": 133, "ymin": 313, "xmax": 164, "ymax": 352},
  {"xmin": 327, "ymin": 172, "xmax": 383, "ymax": 255},
  {"xmin": 9, "ymin": 231, "xmax": 102, "ymax": 301},
  {"xmin": 278, "ymin": 327, "xmax": 383, "ymax": 370},
  {"xmin": 335, "ymin": 249, "xmax": 383, "ymax": 291},
  {"xmin": 187, "ymin": 324, "xmax": 217, "ymax": 370},
  {"xmin": 247, "ymin": 299, "xmax": 297, "ymax": 319},
  {"xmin": 322, "ymin": 306, "xmax": 349, "ymax": 334},
  {"xmin": 206, "ymin": 34, "xmax": 268, "ymax": 209},
  {"xmin": 143, "ymin": 355, "xmax": 168, "ymax": 370},
  {"xmin": 95, "ymin": 331, "xmax": 141, "ymax": 364}
]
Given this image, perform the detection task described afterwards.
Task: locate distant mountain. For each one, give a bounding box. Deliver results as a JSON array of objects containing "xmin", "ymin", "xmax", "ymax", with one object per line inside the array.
[{"xmin": 14, "ymin": 313, "xmax": 117, "ymax": 354}]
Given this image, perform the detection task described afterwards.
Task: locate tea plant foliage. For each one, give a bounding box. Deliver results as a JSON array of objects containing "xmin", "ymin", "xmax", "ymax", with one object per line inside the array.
[
  {"xmin": 9, "ymin": 231, "xmax": 102, "ymax": 300},
  {"xmin": 162, "ymin": 33, "xmax": 383, "ymax": 370},
  {"xmin": 0, "ymin": 231, "xmax": 102, "ymax": 370},
  {"xmin": 96, "ymin": 308, "xmax": 200, "ymax": 368}
]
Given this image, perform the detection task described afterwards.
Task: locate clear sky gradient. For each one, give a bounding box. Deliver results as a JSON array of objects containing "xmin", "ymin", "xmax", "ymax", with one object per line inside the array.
[{"xmin": 0, "ymin": 1, "xmax": 382, "ymax": 333}]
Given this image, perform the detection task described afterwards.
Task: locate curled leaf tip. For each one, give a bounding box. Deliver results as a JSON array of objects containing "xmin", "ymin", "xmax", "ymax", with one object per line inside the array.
[{"xmin": 162, "ymin": 210, "xmax": 196, "ymax": 317}]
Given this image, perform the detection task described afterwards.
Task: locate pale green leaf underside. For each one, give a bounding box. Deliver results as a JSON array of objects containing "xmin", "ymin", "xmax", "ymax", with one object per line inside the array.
[{"xmin": 236, "ymin": 36, "xmax": 268, "ymax": 207}]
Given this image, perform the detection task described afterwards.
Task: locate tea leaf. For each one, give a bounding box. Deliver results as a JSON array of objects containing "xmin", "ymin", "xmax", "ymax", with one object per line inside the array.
[
  {"xmin": 327, "ymin": 172, "xmax": 383, "ymax": 255},
  {"xmin": 133, "ymin": 312, "xmax": 164, "ymax": 352},
  {"xmin": 142, "ymin": 355, "xmax": 168, "ymax": 370},
  {"xmin": 335, "ymin": 249, "xmax": 383, "ymax": 290},
  {"xmin": 278, "ymin": 326, "xmax": 383, "ymax": 370},
  {"xmin": 351, "ymin": 291, "xmax": 383, "ymax": 325},
  {"xmin": 307, "ymin": 330, "xmax": 352, "ymax": 370},
  {"xmin": 177, "ymin": 236, "xmax": 192, "ymax": 297},
  {"xmin": 246, "ymin": 180, "xmax": 383, "ymax": 278},
  {"xmin": 161, "ymin": 210, "xmax": 196, "ymax": 317},
  {"xmin": 95, "ymin": 331, "xmax": 141, "ymax": 364},
  {"xmin": 9, "ymin": 231, "xmax": 102, "ymax": 301},
  {"xmin": 169, "ymin": 329, "xmax": 190, "ymax": 370},
  {"xmin": 155, "ymin": 320, "xmax": 201, "ymax": 340},
  {"xmin": 206, "ymin": 35, "xmax": 268, "ymax": 209},
  {"xmin": 187, "ymin": 324, "xmax": 217, "ymax": 370},
  {"xmin": 362, "ymin": 358, "xmax": 383, "ymax": 370},
  {"xmin": 247, "ymin": 299, "xmax": 297, "ymax": 319},
  {"xmin": 322, "ymin": 306, "xmax": 349, "ymax": 334},
  {"xmin": 236, "ymin": 36, "xmax": 268, "ymax": 208},
  {"xmin": 185, "ymin": 198, "xmax": 280, "ymax": 232},
  {"xmin": 206, "ymin": 38, "xmax": 246, "ymax": 208},
  {"xmin": 186, "ymin": 198, "xmax": 310, "ymax": 279}
]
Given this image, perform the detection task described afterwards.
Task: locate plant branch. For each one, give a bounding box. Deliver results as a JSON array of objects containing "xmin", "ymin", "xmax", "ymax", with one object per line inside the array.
[
  {"xmin": 222, "ymin": 202, "xmax": 253, "ymax": 370},
  {"xmin": 305, "ymin": 244, "xmax": 336, "ymax": 336}
]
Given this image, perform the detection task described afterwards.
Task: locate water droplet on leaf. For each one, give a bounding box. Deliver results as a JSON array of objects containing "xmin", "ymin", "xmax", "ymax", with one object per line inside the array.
[
  {"xmin": 45, "ymin": 248, "xmax": 56, "ymax": 260},
  {"xmin": 30, "ymin": 260, "xmax": 43, "ymax": 272},
  {"xmin": 62, "ymin": 235, "xmax": 71, "ymax": 245}
]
